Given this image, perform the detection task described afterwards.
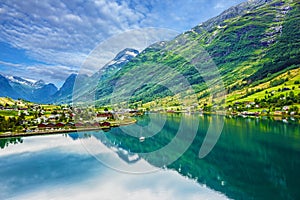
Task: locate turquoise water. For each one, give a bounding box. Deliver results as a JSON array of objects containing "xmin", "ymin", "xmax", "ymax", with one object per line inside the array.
[{"xmin": 0, "ymin": 114, "xmax": 299, "ymax": 199}]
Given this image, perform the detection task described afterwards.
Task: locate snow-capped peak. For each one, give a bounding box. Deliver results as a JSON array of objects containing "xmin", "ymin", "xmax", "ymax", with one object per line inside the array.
[
  {"xmin": 103, "ymin": 48, "xmax": 139, "ymax": 68},
  {"xmin": 33, "ymin": 80, "xmax": 46, "ymax": 88},
  {"xmin": 5, "ymin": 75, "xmax": 46, "ymax": 88},
  {"xmin": 114, "ymin": 48, "xmax": 139, "ymax": 61},
  {"xmin": 124, "ymin": 50, "xmax": 138, "ymax": 57},
  {"xmin": 7, "ymin": 75, "xmax": 35, "ymax": 86}
]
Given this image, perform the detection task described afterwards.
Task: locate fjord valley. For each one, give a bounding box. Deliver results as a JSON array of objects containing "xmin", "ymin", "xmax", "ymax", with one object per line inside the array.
[
  {"xmin": 0, "ymin": 0, "xmax": 300, "ymax": 135},
  {"xmin": 0, "ymin": 0, "xmax": 300, "ymax": 200},
  {"xmin": 0, "ymin": 0, "xmax": 299, "ymax": 117}
]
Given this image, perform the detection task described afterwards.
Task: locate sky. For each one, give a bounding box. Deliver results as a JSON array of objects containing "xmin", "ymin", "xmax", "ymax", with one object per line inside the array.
[{"xmin": 0, "ymin": 0, "xmax": 245, "ymax": 88}]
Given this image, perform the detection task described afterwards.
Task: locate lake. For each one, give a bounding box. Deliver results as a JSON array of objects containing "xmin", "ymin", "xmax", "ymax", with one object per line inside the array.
[{"xmin": 0, "ymin": 114, "xmax": 299, "ymax": 199}]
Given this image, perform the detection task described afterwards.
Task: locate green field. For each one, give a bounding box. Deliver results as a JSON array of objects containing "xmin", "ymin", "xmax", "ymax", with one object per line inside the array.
[{"xmin": 0, "ymin": 110, "xmax": 18, "ymax": 117}]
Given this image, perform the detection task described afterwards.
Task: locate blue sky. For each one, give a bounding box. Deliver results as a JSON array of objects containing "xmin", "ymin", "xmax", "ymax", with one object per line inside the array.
[{"xmin": 0, "ymin": 0, "xmax": 245, "ymax": 87}]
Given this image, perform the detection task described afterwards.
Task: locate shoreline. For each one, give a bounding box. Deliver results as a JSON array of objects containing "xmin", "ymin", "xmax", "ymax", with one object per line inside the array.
[
  {"xmin": 1, "ymin": 113, "xmax": 298, "ymax": 139},
  {"xmin": 151, "ymin": 111, "xmax": 300, "ymax": 119},
  {"xmin": 0, "ymin": 119, "xmax": 137, "ymax": 139}
]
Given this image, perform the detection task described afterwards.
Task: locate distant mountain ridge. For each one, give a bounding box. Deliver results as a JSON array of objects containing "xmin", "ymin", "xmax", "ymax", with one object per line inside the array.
[
  {"xmin": 48, "ymin": 73, "xmax": 79, "ymax": 104},
  {"xmin": 0, "ymin": 73, "xmax": 58, "ymax": 103},
  {"xmin": 49, "ymin": 48, "xmax": 139, "ymax": 104},
  {"xmin": 6, "ymin": 76, "xmax": 36, "ymax": 87},
  {"xmin": 0, "ymin": 48, "xmax": 139, "ymax": 104},
  {"xmin": 0, "ymin": 74, "xmax": 19, "ymax": 99}
]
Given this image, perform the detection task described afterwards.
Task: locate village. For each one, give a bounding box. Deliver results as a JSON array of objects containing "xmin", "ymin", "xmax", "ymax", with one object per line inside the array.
[
  {"xmin": 0, "ymin": 98, "xmax": 139, "ymax": 136},
  {"xmin": 0, "ymin": 92, "xmax": 299, "ymax": 137}
]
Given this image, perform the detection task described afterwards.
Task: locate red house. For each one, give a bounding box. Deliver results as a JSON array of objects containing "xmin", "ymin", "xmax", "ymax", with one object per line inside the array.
[
  {"xmin": 55, "ymin": 122, "xmax": 65, "ymax": 127},
  {"xmin": 100, "ymin": 122, "xmax": 111, "ymax": 127},
  {"xmin": 75, "ymin": 122, "xmax": 84, "ymax": 127},
  {"xmin": 38, "ymin": 123, "xmax": 47, "ymax": 128},
  {"xmin": 97, "ymin": 113, "xmax": 113, "ymax": 118},
  {"xmin": 47, "ymin": 123, "xmax": 55, "ymax": 128}
]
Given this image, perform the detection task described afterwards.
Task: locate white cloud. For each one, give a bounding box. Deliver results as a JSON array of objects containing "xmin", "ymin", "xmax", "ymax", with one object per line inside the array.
[
  {"xmin": 26, "ymin": 64, "xmax": 77, "ymax": 84},
  {"xmin": 0, "ymin": 134, "xmax": 228, "ymax": 200},
  {"xmin": 213, "ymin": 0, "xmax": 245, "ymax": 11},
  {"xmin": 0, "ymin": 0, "xmax": 145, "ymax": 69},
  {"xmin": 0, "ymin": 60, "xmax": 23, "ymax": 67},
  {"xmin": 64, "ymin": 14, "xmax": 83, "ymax": 23},
  {"xmin": 0, "ymin": 7, "xmax": 5, "ymax": 14},
  {"xmin": 0, "ymin": 60, "xmax": 77, "ymax": 86},
  {"xmin": 214, "ymin": 2, "xmax": 226, "ymax": 10}
]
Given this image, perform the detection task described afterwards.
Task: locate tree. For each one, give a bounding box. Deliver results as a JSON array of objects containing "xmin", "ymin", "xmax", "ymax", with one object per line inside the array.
[
  {"xmin": 19, "ymin": 112, "xmax": 26, "ymax": 121},
  {"xmin": 289, "ymin": 106, "xmax": 299, "ymax": 115},
  {"xmin": 60, "ymin": 113, "xmax": 67, "ymax": 122}
]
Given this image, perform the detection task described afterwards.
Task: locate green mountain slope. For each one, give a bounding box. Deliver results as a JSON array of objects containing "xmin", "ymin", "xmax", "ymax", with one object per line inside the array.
[{"xmin": 91, "ymin": 0, "xmax": 300, "ymax": 109}]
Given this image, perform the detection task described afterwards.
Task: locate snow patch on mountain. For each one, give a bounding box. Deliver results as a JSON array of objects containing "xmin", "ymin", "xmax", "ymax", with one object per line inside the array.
[{"xmin": 6, "ymin": 76, "xmax": 35, "ymax": 87}]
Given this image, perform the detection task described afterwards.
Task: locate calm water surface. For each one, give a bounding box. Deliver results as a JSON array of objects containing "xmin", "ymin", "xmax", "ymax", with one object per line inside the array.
[{"xmin": 0, "ymin": 114, "xmax": 299, "ymax": 200}]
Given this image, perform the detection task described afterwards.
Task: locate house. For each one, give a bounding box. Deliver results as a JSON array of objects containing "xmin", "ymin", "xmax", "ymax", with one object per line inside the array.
[
  {"xmin": 35, "ymin": 116, "xmax": 47, "ymax": 124},
  {"xmin": 129, "ymin": 110, "xmax": 138, "ymax": 114},
  {"xmin": 47, "ymin": 123, "xmax": 55, "ymax": 128},
  {"xmin": 48, "ymin": 114, "xmax": 61, "ymax": 120},
  {"xmin": 75, "ymin": 122, "xmax": 84, "ymax": 127},
  {"xmin": 274, "ymin": 111, "xmax": 283, "ymax": 116},
  {"xmin": 38, "ymin": 123, "xmax": 48, "ymax": 128},
  {"xmin": 67, "ymin": 122, "xmax": 75, "ymax": 127},
  {"xmin": 19, "ymin": 110, "xmax": 29, "ymax": 116},
  {"xmin": 97, "ymin": 113, "xmax": 113, "ymax": 118},
  {"xmin": 96, "ymin": 112, "xmax": 113, "ymax": 121},
  {"xmin": 100, "ymin": 122, "xmax": 111, "ymax": 127},
  {"xmin": 261, "ymin": 109, "xmax": 267, "ymax": 113},
  {"xmin": 282, "ymin": 106, "xmax": 289, "ymax": 111},
  {"xmin": 55, "ymin": 122, "xmax": 65, "ymax": 127}
]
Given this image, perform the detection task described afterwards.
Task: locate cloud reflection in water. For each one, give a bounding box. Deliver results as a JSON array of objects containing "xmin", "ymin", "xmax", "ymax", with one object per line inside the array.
[{"xmin": 0, "ymin": 134, "xmax": 227, "ymax": 200}]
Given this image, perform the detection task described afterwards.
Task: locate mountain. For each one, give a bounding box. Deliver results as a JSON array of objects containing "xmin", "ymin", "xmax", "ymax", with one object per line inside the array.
[
  {"xmin": 49, "ymin": 73, "xmax": 78, "ymax": 104},
  {"xmin": 6, "ymin": 76, "xmax": 36, "ymax": 87},
  {"xmin": 88, "ymin": 0, "xmax": 300, "ymax": 106},
  {"xmin": 4, "ymin": 0, "xmax": 298, "ymax": 107},
  {"xmin": 51, "ymin": 48, "xmax": 139, "ymax": 104},
  {"xmin": 33, "ymin": 80, "xmax": 46, "ymax": 88},
  {"xmin": 98, "ymin": 48, "xmax": 139, "ymax": 80},
  {"xmin": 32, "ymin": 83, "xmax": 58, "ymax": 102},
  {"xmin": 0, "ymin": 47, "xmax": 139, "ymax": 103},
  {"xmin": 0, "ymin": 74, "xmax": 19, "ymax": 99},
  {"xmin": 0, "ymin": 74, "xmax": 58, "ymax": 103}
]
